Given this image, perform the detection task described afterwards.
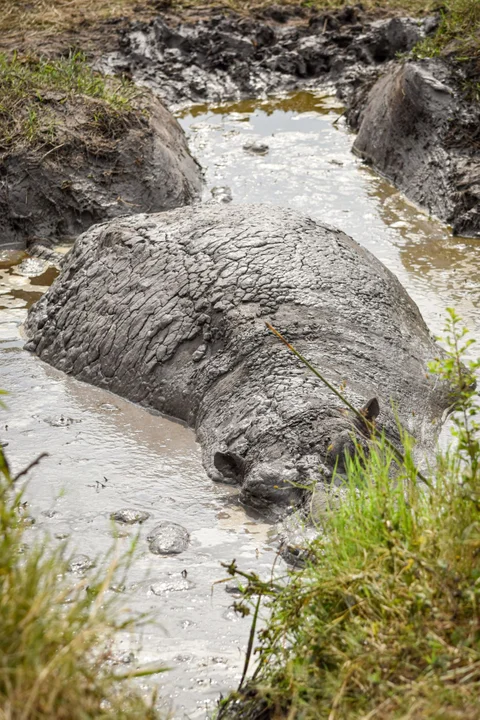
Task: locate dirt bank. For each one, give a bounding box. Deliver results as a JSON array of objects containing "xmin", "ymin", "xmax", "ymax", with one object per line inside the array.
[
  {"xmin": 0, "ymin": 54, "xmax": 202, "ymax": 250},
  {"xmin": 351, "ymin": 59, "xmax": 480, "ymax": 238}
]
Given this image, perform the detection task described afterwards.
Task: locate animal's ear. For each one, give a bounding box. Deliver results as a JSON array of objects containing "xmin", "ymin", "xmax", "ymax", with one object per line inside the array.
[
  {"xmin": 361, "ymin": 397, "xmax": 380, "ymax": 422},
  {"xmin": 214, "ymin": 451, "xmax": 245, "ymax": 484}
]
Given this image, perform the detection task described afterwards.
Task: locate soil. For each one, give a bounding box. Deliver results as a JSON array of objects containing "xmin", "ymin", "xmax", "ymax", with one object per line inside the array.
[{"xmin": 0, "ymin": 92, "xmax": 203, "ymax": 249}]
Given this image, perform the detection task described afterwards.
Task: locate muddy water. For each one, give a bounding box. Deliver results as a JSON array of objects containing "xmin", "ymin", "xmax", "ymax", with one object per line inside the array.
[
  {"xmin": 0, "ymin": 258, "xmax": 281, "ymax": 718},
  {"xmin": 1, "ymin": 91, "xmax": 479, "ymax": 718}
]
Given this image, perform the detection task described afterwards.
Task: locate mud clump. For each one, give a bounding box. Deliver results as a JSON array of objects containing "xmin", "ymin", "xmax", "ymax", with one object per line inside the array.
[
  {"xmin": 147, "ymin": 522, "xmax": 190, "ymax": 555},
  {"xmin": 351, "ymin": 59, "xmax": 480, "ymax": 237},
  {"xmin": 105, "ymin": 10, "xmax": 426, "ymax": 106},
  {"xmin": 0, "ymin": 92, "xmax": 202, "ymax": 250}
]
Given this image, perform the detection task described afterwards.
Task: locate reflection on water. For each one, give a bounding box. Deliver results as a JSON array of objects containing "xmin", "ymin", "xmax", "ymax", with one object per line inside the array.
[
  {"xmin": 0, "ymin": 89, "xmax": 479, "ymax": 718},
  {"xmin": 179, "ymin": 91, "xmax": 480, "ymax": 354}
]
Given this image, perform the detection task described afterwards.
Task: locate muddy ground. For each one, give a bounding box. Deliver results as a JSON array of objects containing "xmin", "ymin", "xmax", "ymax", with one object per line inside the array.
[
  {"xmin": 1, "ymin": 3, "xmax": 479, "ymax": 239},
  {"xmin": 0, "ymin": 91, "xmax": 202, "ymax": 249},
  {"xmin": 102, "ymin": 4, "xmax": 478, "ymax": 237}
]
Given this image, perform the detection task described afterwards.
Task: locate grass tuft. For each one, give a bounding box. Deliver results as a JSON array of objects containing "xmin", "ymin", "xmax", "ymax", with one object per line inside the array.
[
  {"xmin": 221, "ymin": 309, "xmax": 480, "ymax": 719},
  {"xmin": 0, "ymin": 51, "xmax": 140, "ymax": 151},
  {"xmin": 0, "ymin": 441, "xmax": 162, "ymax": 719}
]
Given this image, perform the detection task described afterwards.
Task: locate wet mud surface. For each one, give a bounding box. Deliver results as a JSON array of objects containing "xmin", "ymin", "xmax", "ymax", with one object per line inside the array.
[
  {"xmin": 0, "ymin": 295, "xmax": 280, "ymax": 718},
  {"xmin": 105, "ymin": 8, "xmax": 427, "ymax": 108},
  {"xmin": 1, "ymin": 92, "xmax": 479, "ymax": 717}
]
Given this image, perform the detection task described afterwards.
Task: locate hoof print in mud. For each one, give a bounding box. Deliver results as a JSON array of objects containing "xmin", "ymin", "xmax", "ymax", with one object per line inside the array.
[
  {"xmin": 147, "ymin": 522, "xmax": 190, "ymax": 555},
  {"xmin": 25, "ymin": 203, "xmax": 452, "ymax": 515}
]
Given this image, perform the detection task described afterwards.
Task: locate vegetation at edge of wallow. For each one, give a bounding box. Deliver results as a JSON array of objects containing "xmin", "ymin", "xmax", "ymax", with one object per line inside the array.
[
  {"xmin": 0, "ymin": 436, "xmax": 163, "ymax": 718},
  {"xmin": 0, "ymin": 51, "xmax": 142, "ymax": 151},
  {"xmin": 219, "ymin": 308, "xmax": 480, "ymax": 720}
]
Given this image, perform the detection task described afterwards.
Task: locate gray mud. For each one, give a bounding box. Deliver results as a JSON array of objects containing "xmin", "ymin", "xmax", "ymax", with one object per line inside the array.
[
  {"xmin": 101, "ymin": 7, "xmax": 479, "ymax": 236},
  {"xmin": 0, "ymin": 297, "xmax": 279, "ymax": 719},
  {"xmin": 352, "ymin": 59, "xmax": 480, "ymax": 237},
  {"xmin": 0, "ymin": 94, "xmax": 202, "ymax": 250},
  {"xmin": 105, "ymin": 9, "xmax": 426, "ymax": 108}
]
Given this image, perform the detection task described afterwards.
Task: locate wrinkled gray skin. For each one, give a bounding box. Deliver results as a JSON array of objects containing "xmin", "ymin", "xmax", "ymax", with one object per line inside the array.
[
  {"xmin": 352, "ymin": 60, "xmax": 480, "ymax": 237},
  {"xmin": 25, "ymin": 204, "xmax": 450, "ymax": 511}
]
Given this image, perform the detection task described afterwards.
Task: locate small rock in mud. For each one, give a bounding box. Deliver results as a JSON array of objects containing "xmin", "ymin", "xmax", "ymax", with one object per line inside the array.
[
  {"xmin": 110, "ymin": 508, "xmax": 151, "ymax": 524},
  {"xmin": 225, "ymin": 582, "xmax": 243, "ymax": 597},
  {"xmin": 68, "ymin": 554, "xmax": 95, "ymax": 573},
  {"xmin": 243, "ymin": 140, "xmax": 269, "ymax": 155},
  {"xmin": 211, "ymin": 186, "xmax": 233, "ymax": 203},
  {"xmin": 149, "ymin": 574, "xmax": 194, "ymax": 595},
  {"xmin": 147, "ymin": 522, "xmax": 190, "ymax": 555}
]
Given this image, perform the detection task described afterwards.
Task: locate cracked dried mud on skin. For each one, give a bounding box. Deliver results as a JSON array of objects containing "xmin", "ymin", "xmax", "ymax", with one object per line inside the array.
[{"xmin": 25, "ymin": 203, "xmax": 451, "ymax": 513}]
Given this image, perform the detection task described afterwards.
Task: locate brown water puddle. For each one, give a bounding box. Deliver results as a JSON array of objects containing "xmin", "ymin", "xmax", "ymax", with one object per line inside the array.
[{"xmin": 0, "ymin": 90, "xmax": 479, "ymax": 718}]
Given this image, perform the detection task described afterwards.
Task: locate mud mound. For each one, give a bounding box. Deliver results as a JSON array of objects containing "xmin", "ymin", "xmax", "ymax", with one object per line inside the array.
[
  {"xmin": 352, "ymin": 60, "xmax": 480, "ymax": 237},
  {"xmin": 102, "ymin": 10, "xmax": 427, "ymax": 106},
  {"xmin": 0, "ymin": 92, "xmax": 202, "ymax": 249}
]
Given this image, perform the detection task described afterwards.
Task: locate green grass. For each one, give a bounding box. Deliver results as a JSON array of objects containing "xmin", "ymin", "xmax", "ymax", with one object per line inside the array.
[
  {"xmin": 414, "ymin": 0, "xmax": 480, "ymax": 98},
  {"xmin": 0, "ymin": 51, "xmax": 140, "ymax": 151},
  {"xmin": 0, "ymin": 441, "xmax": 162, "ymax": 719},
  {"xmin": 221, "ymin": 309, "xmax": 480, "ymax": 719}
]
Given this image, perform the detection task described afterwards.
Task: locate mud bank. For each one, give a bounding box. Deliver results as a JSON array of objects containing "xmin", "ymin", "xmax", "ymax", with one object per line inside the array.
[
  {"xmin": 0, "ymin": 91, "xmax": 202, "ymax": 250},
  {"xmin": 101, "ymin": 6, "xmax": 479, "ymax": 237},
  {"xmin": 351, "ymin": 59, "xmax": 480, "ymax": 238}
]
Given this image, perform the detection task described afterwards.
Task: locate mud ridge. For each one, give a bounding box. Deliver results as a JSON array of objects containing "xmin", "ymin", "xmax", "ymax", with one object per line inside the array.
[{"xmin": 0, "ymin": 90, "xmax": 202, "ymax": 250}]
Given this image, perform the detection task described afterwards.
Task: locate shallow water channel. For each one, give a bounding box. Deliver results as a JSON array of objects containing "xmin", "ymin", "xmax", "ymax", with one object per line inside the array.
[{"xmin": 1, "ymin": 91, "xmax": 479, "ymax": 718}]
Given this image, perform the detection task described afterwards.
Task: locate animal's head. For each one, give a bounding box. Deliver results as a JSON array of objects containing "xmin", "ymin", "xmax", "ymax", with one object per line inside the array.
[{"xmin": 211, "ymin": 397, "xmax": 381, "ymax": 510}]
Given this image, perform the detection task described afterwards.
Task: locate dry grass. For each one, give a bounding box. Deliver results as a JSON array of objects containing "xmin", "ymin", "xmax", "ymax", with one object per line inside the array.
[
  {"xmin": 0, "ymin": 0, "xmax": 154, "ymax": 35},
  {"xmin": 0, "ymin": 51, "xmax": 142, "ymax": 152},
  {"xmin": 0, "ymin": 0, "xmax": 438, "ymax": 42}
]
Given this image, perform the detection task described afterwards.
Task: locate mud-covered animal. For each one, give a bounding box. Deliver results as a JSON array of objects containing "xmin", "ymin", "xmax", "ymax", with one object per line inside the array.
[{"xmin": 25, "ymin": 204, "xmax": 450, "ymax": 510}]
